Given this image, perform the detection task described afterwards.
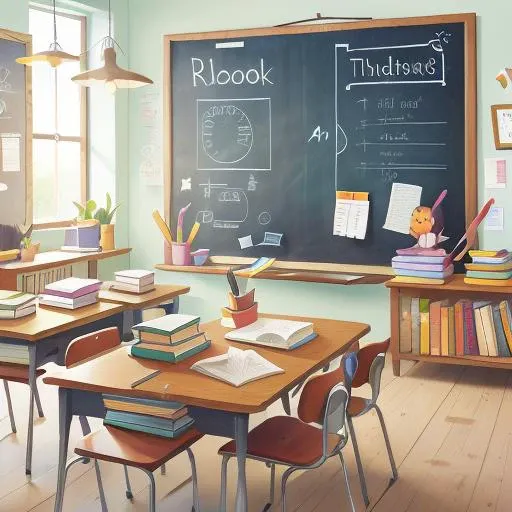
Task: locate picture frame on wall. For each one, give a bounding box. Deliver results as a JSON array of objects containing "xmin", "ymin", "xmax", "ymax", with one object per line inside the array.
[{"xmin": 491, "ymin": 104, "xmax": 512, "ymax": 150}]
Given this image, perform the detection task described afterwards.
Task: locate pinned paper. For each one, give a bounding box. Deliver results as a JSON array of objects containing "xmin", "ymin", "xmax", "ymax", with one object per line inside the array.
[
  {"xmin": 257, "ymin": 232, "xmax": 283, "ymax": 246},
  {"xmin": 0, "ymin": 183, "xmax": 6, "ymax": 192},
  {"xmin": 484, "ymin": 158, "xmax": 507, "ymax": 189},
  {"xmin": 1, "ymin": 133, "xmax": 21, "ymax": 173},
  {"xmin": 333, "ymin": 191, "xmax": 369, "ymax": 239},
  {"xmin": 238, "ymin": 235, "xmax": 253, "ymax": 249},
  {"xmin": 383, "ymin": 183, "xmax": 422, "ymax": 234},
  {"xmin": 485, "ymin": 206, "xmax": 504, "ymax": 231},
  {"xmin": 181, "ymin": 178, "xmax": 192, "ymax": 191}
]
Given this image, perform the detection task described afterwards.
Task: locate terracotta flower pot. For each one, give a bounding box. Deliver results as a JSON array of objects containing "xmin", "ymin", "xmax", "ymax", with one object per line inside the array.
[
  {"xmin": 100, "ymin": 224, "xmax": 115, "ymax": 250},
  {"xmin": 20, "ymin": 246, "xmax": 37, "ymax": 262}
]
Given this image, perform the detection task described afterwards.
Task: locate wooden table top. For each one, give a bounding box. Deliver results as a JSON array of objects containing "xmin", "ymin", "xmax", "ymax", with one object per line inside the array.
[
  {"xmin": 43, "ymin": 314, "xmax": 370, "ymax": 414},
  {"xmin": 99, "ymin": 284, "xmax": 190, "ymax": 310},
  {"xmin": 0, "ymin": 302, "xmax": 125, "ymax": 342}
]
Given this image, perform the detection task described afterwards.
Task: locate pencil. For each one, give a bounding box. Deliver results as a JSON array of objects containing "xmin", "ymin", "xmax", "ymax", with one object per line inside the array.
[
  {"xmin": 152, "ymin": 210, "xmax": 173, "ymax": 245},
  {"xmin": 187, "ymin": 222, "xmax": 200, "ymax": 245},
  {"xmin": 131, "ymin": 369, "xmax": 161, "ymax": 388}
]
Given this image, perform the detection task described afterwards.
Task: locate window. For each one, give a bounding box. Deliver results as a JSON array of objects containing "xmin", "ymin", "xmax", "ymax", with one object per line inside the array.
[{"xmin": 30, "ymin": 7, "xmax": 87, "ymax": 227}]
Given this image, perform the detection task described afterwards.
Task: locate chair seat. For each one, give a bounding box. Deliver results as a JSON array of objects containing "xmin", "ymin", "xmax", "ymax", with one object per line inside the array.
[
  {"xmin": 0, "ymin": 363, "xmax": 45, "ymax": 384},
  {"xmin": 218, "ymin": 416, "xmax": 342, "ymax": 467},
  {"xmin": 75, "ymin": 425, "xmax": 203, "ymax": 472},
  {"xmin": 347, "ymin": 396, "xmax": 371, "ymax": 417}
]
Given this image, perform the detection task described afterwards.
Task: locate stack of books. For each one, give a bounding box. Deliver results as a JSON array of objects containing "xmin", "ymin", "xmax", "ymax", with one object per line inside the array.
[
  {"xmin": 399, "ymin": 295, "xmax": 512, "ymax": 357},
  {"xmin": 111, "ymin": 269, "xmax": 155, "ymax": 294},
  {"xmin": 61, "ymin": 222, "xmax": 100, "ymax": 252},
  {"xmin": 0, "ymin": 343, "xmax": 30, "ymax": 364},
  {"xmin": 39, "ymin": 277, "xmax": 101, "ymax": 309},
  {"xmin": 131, "ymin": 314, "xmax": 210, "ymax": 363},
  {"xmin": 391, "ymin": 248, "xmax": 454, "ymax": 284},
  {"xmin": 103, "ymin": 394, "xmax": 194, "ymax": 438},
  {"xmin": 464, "ymin": 250, "xmax": 512, "ymax": 286},
  {"xmin": 0, "ymin": 290, "xmax": 36, "ymax": 319},
  {"xmin": 221, "ymin": 289, "xmax": 258, "ymax": 328}
]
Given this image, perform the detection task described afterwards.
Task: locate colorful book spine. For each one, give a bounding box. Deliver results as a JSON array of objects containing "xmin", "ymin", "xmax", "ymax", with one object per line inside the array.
[
  {"xmin": 430, "ymin": 301, "xmax": 443, "ymax": 356},
  {"xmin": 492, "ymin": 304, "xmax": 511, "ymax": 357},
  {"xmin": 411, "ymin": 298, "xmax": 420, "ymax": 355},
  {"xmin": 448, "ymin": 305, "xmax": 455, "ymax": 356},
  {"xmin": 419, "ymin": 299, "xmax": 430, "ymax": 355},
  {"xmin": 454, "ymin": 301, "xmax": 465, "ymax": 356},
  {"xmin": 499, "ymin": 301, "xmax": 512, "ymax": 354},
  {"xmin": 399, "ymin": 296, "xmax": 412, "ymax": 353}
]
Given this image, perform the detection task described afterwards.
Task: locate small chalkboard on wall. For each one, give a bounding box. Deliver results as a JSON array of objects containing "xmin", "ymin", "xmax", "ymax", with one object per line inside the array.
[
  {"xmin": 0, "ymin": 28, "xmax": 32, "ymax": 227},
  {"xmin": 164, "ymin": 13, "xmax": 476, "ymax": 275}
]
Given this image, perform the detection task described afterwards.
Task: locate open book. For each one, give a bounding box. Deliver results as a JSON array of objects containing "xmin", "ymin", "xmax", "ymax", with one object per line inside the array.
[
  {"xmin": 191, "ymin": 347, "xmax": 284, "ymax": 387},
  {"xmin": 225, "ymin": 318, "xmax": 317, "ymax": 350}
]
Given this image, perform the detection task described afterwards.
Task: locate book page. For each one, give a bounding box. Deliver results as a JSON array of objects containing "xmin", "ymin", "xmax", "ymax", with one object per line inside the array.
[
  {"xmin": 383, "ymin": 183, "xmax": 422, "ymax": 234},
  {"xmin": 227, "ymin": 318, "xmax": 312, "ymax": 344}
]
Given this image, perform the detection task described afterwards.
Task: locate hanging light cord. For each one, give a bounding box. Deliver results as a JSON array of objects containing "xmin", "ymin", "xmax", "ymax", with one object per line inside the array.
[{"xmin": 49, "ymin": 0, "xmax": 63, "ymax": 51}]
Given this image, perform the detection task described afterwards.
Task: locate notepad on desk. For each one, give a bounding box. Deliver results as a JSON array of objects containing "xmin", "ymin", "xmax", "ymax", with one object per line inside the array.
[
  {"xmin": 225, "ymin": 318, "xmax": 317, "ymax": 350},
  {"xmin": 191, "ymin": 346, "xmax": 284, "ymax": 387}
]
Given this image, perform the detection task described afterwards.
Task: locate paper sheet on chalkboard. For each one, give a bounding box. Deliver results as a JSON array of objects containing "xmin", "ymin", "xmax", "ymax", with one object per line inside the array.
[
  {"xmin": 383, "ymin": 183, "xmax": 422, "ymax": 234},
  {"xmin": 333, "ymin": 199, "xmax": 369, "ymax": 239},
  {"xmin": 1, "ymin": 133, "xmax": 21, "ymax": 173}
]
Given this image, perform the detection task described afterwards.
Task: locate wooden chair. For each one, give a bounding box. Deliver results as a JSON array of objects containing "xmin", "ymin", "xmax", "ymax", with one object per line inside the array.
[
  {"xmin": 346, "ymin": 339, "xmax": 397, "ymax": 507},
  {"xmin": 218, "ymin": 352, "xmax": 358, "ymax": 512},
  {"xmin": 0, "ymin": 364, "xmax": 45, "ymax": 434},
  {"xmin": 58, "ymin": 327, "xmax": 202, "ymax": 512}
]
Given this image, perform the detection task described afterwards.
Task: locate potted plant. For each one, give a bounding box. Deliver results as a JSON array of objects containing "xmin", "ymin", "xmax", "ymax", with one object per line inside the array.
[
  {"xmin": 20, "ymin": 235, "xmax": 37, "ymax": 262},
  {"xmin": 72, "ymin": 199, "xmax": 97, "ymax": 223},
  {"xmin": 94, "ymin": 193, "xmax": 120, "ymax": 250}
]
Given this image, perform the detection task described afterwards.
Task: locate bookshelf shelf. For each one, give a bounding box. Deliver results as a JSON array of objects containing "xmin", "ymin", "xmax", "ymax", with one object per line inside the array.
[{"xmin": 386, "ymin": 274, "xmax": 512, "ymax": 376}]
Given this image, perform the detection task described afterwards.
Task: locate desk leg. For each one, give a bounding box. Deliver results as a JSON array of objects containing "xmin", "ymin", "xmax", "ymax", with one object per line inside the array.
[
  {"xmin": 234, "ymin": 414, "xmax": 249, "ymax": 512},
  {"xmin": 54, "ymin": 388, "xmax": 72, "ymax": 512},
  {"xmin": 25, "ymin": 345, "xmax": 36, "ymax": 475}
]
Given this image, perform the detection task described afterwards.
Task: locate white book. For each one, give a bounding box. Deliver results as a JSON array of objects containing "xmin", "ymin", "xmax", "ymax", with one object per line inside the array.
[
  {"xmin": 45, "ymin": 277, "xmax": 101, "ymax": 294},
  {"xmin": 39, "ymin": 293, "xmax": 98, "ymax": 310},
  {"xmin": 191, "ymin": 347, "xmax": 284, "ymax": 387},
  {"xmin": 61, "ymin": 246, "xmax": 100, "ymax": 253},
  {"xmin": 110, "ymin": 281, "xmax": 155, "ymax": 294},
  {"xmin": 115, "ymin": 269, "xmax": 154, "ymax": 279},
  {"xmin": 115, "ymin": 273, "xmax": 155, "ymax": 286},
  {"xmin": 0, "ymin": 305, "xmax": 36, "ymax": 319},
  {"xmin": 225, "ymin": 318, "xmax": 316, "ymax": 350}
]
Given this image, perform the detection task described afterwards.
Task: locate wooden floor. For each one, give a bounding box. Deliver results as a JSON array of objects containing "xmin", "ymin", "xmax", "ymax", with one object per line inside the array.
[{"xmin": 1, "ymin": 356, "xmax": 511, "ymax": 511}]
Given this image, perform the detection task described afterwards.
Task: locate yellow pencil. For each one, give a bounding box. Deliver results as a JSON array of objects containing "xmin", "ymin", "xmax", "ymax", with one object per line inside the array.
[
  {"xmin": 187, "ymin": 222, "xmax": 200, "ymax": 245},
  {"xmin": 152, "ymin": 210, "xmax": 173, "ymax": 244}
]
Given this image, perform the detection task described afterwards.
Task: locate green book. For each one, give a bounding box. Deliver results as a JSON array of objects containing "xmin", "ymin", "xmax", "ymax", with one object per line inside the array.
[
  {"xmin": 466, "ymin": 270, "xmax": 512, "ymax": 280},
  {"xmin": 0, "ymin": 291, "xmax": 36, "ymax": 310},
  {"xmin": 132, "ymin": 314, "xmax": 200, "ymax": 336},
  {"xmin": 130, "ymin": 338, "xmax": 210, "ymax": 363}
]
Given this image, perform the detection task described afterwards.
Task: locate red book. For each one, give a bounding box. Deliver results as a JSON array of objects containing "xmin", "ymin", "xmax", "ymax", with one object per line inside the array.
[
  {"xmin": 463, "ymin": 301, "xmax": 479, "ymax": 355},
  {"xmin": 454, "ymin": 300, "xmax": 469, "ymax": 356}
]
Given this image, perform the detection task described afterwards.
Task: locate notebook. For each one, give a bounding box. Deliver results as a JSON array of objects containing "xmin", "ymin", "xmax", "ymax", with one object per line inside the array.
[
  {"xmin": 191, "ymin": 347, "xmax": 284, "ymax": 387},
  {"xmin": 225, "ymin": 318, "xmax": 316, "ymax": 350}
]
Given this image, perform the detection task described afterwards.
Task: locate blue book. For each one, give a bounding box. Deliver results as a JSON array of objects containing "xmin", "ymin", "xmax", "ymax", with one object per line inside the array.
[
  {"xmin": 289, "ymin": 332, "xmax": 317, "ymax": 349},
  {"xmin": 492, "ymin": 304, "xmax": 511, "ymax": 357},
  {"xmin": 394, "ymin": 265, "xmax": 454, "ymax": 279},
  {"xmin": 105, "ymin": 410, "xmax": 193, "ymax": 431},
  {"xmin": 104, "ymin": 419, "xmax": 193, "ymax": 438},
  {"xmin": 392, "ymin": 255, "xmax": 448, "ymax": 264}
]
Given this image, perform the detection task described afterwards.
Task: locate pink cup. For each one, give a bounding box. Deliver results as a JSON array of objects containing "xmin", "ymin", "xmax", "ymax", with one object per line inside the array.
[{"xmin": 171, "ymin": 242, "xmax": 191, "ymax": 266}]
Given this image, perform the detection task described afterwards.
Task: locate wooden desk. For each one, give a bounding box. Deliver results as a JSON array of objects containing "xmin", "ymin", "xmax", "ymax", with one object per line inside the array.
[
  {"xmin": 99, "ymin": 284, "xmax": 190, "ymax": 310},
  {"xmin": 0, "ymin": 301, "xmax": 125, "ymax": 474},
  {"xmin": 0, "ymin": 248, "xmax": 131, "ymax": 290},
  {"xmin": 44, "ymin": 314, "xmax": 369, "ymax": 512}
]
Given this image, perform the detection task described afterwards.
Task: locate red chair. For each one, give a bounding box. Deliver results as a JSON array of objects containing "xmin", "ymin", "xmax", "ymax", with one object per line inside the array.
[
  {"xmin": 347, "ymin": 339, "xmax": 397, "ymax": 507},
  {"xmin": 218, "ymin": 352, "xmax": 358, "ymax": 512},
  {"xmin": 57, "ymin": 327, "xmax": 202, "ymax": 512}
]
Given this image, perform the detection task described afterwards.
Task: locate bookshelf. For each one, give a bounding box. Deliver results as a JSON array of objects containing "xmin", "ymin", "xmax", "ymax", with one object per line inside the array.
[{"xmin": 386, "ymin": 275, "xmax": 512, "ymax": 376}]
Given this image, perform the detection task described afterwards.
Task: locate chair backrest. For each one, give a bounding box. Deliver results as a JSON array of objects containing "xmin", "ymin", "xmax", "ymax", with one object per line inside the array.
[
  {"xmin": 322, "ymin": 383, "xmax": 349, "ymax": 458},
  {"xmin": 297, "ymin": 351, "xmax": 358, "ymax": 425},
  {"xmin": 352, "ymin": 339, "xmax": 390, "ymax": 389},
  {"xmin": 65, "ymin": 327, "xmax": 121, "ymax": 368}
]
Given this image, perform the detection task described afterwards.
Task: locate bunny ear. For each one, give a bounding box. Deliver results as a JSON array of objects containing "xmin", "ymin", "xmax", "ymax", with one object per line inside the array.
[{"xmin": 432, "ymin": 189, "xmax": 447, "ymax": 213}]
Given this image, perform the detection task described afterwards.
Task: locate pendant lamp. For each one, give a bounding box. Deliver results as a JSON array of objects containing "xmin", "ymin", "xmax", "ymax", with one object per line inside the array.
[
  {"xmin": 71, "ymin": 0, "xmax": 153, "ymax": 92},
  {"xmin": 16, "ymin": 0, "xmax": 79, "ymax": 67}
]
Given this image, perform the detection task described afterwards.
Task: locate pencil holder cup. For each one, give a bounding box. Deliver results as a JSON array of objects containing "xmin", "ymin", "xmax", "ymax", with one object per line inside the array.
[
  {"xmin": 171, "ymin": 242, "xmax": 191, "ymax": 266},
  {"xmin": 164, "ymin": 241, "xmax": 172, "ymax": 265}
]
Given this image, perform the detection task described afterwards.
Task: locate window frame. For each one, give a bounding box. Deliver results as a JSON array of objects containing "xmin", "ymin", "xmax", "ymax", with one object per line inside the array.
[{"xmin": 31, "ymin": 5, "xmax": 88, "ymax": 229}]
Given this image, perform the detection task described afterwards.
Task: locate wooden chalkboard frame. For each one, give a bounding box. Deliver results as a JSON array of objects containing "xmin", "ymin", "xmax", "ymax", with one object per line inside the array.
[
  {"xmin": 0, "ymin": 28, "xmax": 32, "ymax": 228},
  {"xmin": 163, "ymin": 13, "xmax": 476, "ymax": 276}
]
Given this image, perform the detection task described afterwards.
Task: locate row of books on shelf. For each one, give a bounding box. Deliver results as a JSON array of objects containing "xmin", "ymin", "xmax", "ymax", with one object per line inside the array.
[
  {"xmin": 400, "ymin": 296, "xmax": 512, "ymax": 357},
  {"xmin": 103, "ymin": 394, "xmax": 194, "ymax": 438}
]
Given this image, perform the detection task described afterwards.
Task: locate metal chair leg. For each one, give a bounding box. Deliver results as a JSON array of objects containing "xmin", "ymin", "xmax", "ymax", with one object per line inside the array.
[
  {"xmin": 338, "ymin": 452, "xmax": 356, "ymax": 512},
  {"xmin": 58, "ymin": 456, "xmax": 89, "ymax": 512},
  {"xmin": 263, "ymin": 463, "xmax": 275, "ymax": 511},
  {"xmin": 33, "ymin": 383, "xmax": 44, "ymax": 418},
  {"xmin": 347, "ymin": 416, "xmax": 370, "ymax": 507},
  {"xmin": 375, "ymin": 404, "xmax": 398, "ymax": 482},
  {"xmin": 281, "ymin": 393, "xmax": 291, "ymax": 415},
  {"xmin": 123, "ymin": 465, "xmax": 133, "ymax": 500},
  {"xmin": 280, "ymin": 467, "xmax": 297, "ymax": 512},
  {"xmin": 161, "ymin": 462, "xmax": 167, "ymax": 475},
  {"xmin": 187, "ymin": 448, "xmax": 200, "ymax": 512},
  {"xmin": 141, "ymin": 468, "xmax": 157, "ymax": 512},
  {"xmin": 219, "ymin": 454, "xmax": 230, "ymax": 512},
  {"xmin": 3, "ymin": 380, "xmax": 16, "ymax": 433},
  {"xmin": 94, "ymin": 460, "xmax": 108, "ymax": 511}
]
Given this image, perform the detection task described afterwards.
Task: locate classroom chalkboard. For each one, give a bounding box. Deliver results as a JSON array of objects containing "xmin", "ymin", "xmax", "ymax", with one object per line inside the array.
[
  {"xmin": 0, "ymin": 28, "xmax": 32, "ymax": 227},
  {"xmin": 165, "ymin": 14, "xmax": 476, "ymax": 273}
]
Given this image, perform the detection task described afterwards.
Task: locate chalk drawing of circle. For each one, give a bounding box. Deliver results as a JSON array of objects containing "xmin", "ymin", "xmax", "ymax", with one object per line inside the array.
[
  {"xmin": 258, "ymin": 211, "xmax": 271, "ymax": 225},
  {"xmin": 202, "ymin": 105, "xmax": 253, "ymax": 164},
  {"xmin": 0, "ymin": 182, "xmax": 7, "ymax": 192},
  {"xmin": 0, "ymin": 100, "xmax": 6, "ymax": 116}
]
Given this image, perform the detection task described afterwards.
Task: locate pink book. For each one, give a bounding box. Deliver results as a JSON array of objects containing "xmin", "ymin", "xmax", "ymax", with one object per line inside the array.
[
  {"xmin": 43, "ymin": 277, "xmax": 101, "ymax": 299},
  {"xmin": 396, "ymin": 247, "xmax": 447, "ymax": 256}
]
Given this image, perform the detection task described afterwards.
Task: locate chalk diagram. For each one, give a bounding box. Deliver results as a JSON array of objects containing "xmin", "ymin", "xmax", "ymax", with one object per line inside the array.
[
  {"xmin": 334, "ymin": 31, "xmax": 451, "ymax": 188},
  {"xmin": 195, "ymin": 178, "xmax": 249, "ymax": 229},
  {"xmin": 0, "ymin": 66, "xmax": 13, "ymax": 119},
  {"xmin": 197, "ymin": 98, "xmax": 271, "ymax": 171}
]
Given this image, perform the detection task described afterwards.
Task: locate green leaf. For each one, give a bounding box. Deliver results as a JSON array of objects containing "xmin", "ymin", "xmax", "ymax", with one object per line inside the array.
[
  {"xmin": 94, "ymin": 207, "xmax": 109, "ymax": 224},
  {"xmin": 106, "ymin": 192, "xmax": 112, "ymax": 214},
  {"xmin": 106, "ymin": 204, "xmax": 120, "ymax": 224}
]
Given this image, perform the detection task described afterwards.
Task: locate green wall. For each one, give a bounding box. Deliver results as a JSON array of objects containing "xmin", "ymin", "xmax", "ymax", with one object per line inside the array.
[{"xmin": 125, "ymin": 0, "xmax": 512, "ymax": 340}]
